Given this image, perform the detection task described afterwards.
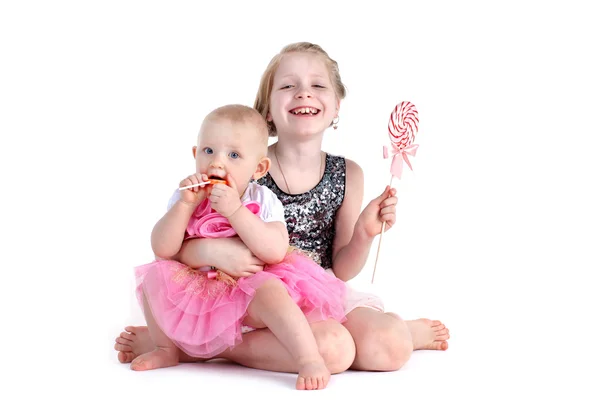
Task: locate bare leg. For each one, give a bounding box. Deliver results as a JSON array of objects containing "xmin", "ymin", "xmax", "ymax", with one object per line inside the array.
[
  {"xmin": 342, "ymin": 308, "xmax": 450, "ymax": 371},
  {"xmin": 243, "ymin": 279, "xmax": 330, "ymax": 390},
  {"xmin": 115, "ymin": 319, "xmax": 355, "ymax": 373},
  {"xmin": 129, "ymin": 292, "xmax": 179, "ymax": 371}
]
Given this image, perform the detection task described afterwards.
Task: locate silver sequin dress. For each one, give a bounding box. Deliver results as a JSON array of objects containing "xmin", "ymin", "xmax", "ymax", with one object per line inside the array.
[{"xmin": 256, "ymin": 153, "xmax": 346, "ymax": 270}]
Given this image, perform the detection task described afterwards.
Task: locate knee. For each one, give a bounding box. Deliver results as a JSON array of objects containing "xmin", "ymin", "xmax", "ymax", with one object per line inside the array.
[
  {"xmin": 314, "ymin": 321, "xmax": 356, "ymax": 374},
  {"xmin": 359, "ymin": 319, "xmax": 413, "ymax": 371},
  {"xmin": 254, "ymin": 279, "xmax": 287, "ymax": 301}
]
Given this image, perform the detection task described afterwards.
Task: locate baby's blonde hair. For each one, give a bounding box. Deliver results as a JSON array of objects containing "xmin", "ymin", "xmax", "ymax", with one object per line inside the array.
[
  {"xmin": 253, "ymin": 42, "xmax": 347, "ymax": 136},
  {"xmin": 201, "ymin": 104, "xmax": 269, "ymax": 151}
]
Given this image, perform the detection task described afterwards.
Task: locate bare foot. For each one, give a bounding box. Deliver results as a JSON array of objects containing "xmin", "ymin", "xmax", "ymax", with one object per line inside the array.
[
  {"xmin": 114, "ymin": 326, "xmax": 154, "ymax": 363},
  {"xmin": 296, "ymin": 359, "xmax": 330, "ymax": 390},
  {"xmin": 131, "ymin": 348, "xmax": 179, "ymax": 371},
  {"xmin": 406, "ymin": 318, "xmax": 450, "ymax": 351}
]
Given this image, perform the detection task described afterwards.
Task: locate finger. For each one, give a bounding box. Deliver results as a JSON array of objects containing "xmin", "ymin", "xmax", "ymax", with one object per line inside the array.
[
  {"xmin": 381, "ymin": 215, "xmax": 396, "ymax": 230},
  {"xmin": 180, "ymin": 177, "xmax": 193, "ymax": 188},
  {"xmin": 380, "ymin": 196, "xmax": 398, "ymax": 207},
  {"xmin": 226, "ymin": 173, "xmax": 238, "ymax": 192},
  {"xmin": 380, "ymin": 205, "xmax": 396, "ymax": 215},
  {"xmin": 245, "ymin": 264, "xmax": 264, "ymax": 274},
  {"xmin": 374, "ymin": 185, "xmax": 392, "ymax": 202}
]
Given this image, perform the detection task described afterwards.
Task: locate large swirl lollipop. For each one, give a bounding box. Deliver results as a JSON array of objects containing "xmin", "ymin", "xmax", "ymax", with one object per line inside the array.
[{"xmin": 372, "ymin": 101, "xmax": 420, "ymax": 283}]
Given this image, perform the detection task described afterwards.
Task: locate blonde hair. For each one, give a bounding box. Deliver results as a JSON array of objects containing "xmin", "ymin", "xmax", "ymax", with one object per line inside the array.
[
  {"xmin": 253, "ymin": 42, "xmax": 347, "ymax": 136},
  {"xmin": 201, "ymin": 104, "xmax": 269, "ymax": 149}
]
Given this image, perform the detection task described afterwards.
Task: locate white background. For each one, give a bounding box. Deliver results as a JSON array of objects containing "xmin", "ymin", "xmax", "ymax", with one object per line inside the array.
[{"xmin": 1, "ymin": 0, "xmax": 599, "ymax": 398}]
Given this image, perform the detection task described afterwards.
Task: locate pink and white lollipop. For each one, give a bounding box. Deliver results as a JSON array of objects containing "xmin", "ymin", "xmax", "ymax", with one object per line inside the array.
[
  {"xmin": 372, "ymin": 101, "xmax": 420, "ymax": 283},
  {"xmin": 384, "ymin": 101, "xmax": 420, "ymax": 179}
]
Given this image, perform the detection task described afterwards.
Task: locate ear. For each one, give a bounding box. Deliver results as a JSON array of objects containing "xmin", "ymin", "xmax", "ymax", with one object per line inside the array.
[
  {"xmin": 335, "ymin": 98, "xmax": 341, "ymax": 114},
  {"xmin": 252, "ymin": 156, "xmax": 271, "ymax": 180},
  {"xmin": 192, "ymin": 146, "xmax": 197, "ymax": 158},
  {"xmin": 266, "ymin": 112, "xmax": 273, "ymax": 122}
]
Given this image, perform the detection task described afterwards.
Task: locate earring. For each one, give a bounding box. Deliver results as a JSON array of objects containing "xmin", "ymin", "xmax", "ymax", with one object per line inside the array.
[{"xmin": 332, "ymin": 116, "xmax": 339, "ymax": 130}]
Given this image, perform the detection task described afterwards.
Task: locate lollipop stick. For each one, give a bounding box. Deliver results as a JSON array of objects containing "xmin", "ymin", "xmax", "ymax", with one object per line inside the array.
[
  {"xmin": 371, "ymin": 175, "xmax": 394, "ymax": 284},
  {"xmin": 179, "ymin": 181, "xmax": 210, "ymax": 190}
]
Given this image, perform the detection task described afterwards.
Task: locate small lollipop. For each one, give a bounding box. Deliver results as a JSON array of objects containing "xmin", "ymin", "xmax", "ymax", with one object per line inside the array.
[{"xmin": 372, "ymin": 101, "xmax": 420, "ymax": 283}]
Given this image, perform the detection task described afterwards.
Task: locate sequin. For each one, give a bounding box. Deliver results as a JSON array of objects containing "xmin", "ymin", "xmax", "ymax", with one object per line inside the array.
[{"xmin": 257, "ymin": 154, "xmax": 345, "ymax": 270}]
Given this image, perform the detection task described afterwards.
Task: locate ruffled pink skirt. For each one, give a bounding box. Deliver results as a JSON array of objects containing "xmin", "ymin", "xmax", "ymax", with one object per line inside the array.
[{"xmin": 135, "ymin": 250, "xmax": 347, "ymax": 358}]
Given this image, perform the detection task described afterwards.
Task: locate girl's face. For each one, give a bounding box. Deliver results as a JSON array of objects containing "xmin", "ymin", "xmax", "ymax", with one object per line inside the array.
[{"xmin": 268, "ymin": 52, "xmax": 340, "ymax": 139}]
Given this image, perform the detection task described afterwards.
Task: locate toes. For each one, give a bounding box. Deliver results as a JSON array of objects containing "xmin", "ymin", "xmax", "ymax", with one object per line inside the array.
[
  {"xmin": 317, "ymin": 377, "xmax": 324, "ymax": 390},
  {"xmin": 440, "ymin": 341, "xmax": 448, "ymax": 351},
  {"xmin": 431, "ymin": 321, "xmax": 446, "ymax": 332},
  {"xmin": 125, "ymin": 326, "xmax": 139, "ymax": 334},
  {"xmin": 306, "ymin": 377, "xmax": 315, "ymax": 390},
  {"xmin": 131, "ymin": 358, "xmax": 147, "ymax": 371},
  {"xmin": 296, "ymin": 376, "xmax": 306, "ymax": 390},
  {"xmin": 116, "ymin": 337, "xmax": 132, "ymax": 345},
  {"xmin": 435, "ymin": 327, "xmax": 449, "ymax": 336},
  {"xmin": 115, "ymin": 343, "xmax": 132, "ymax": 352},
  {"xmin": 118, "ymin": 351, "xmax": 135, "ymax": 363}
]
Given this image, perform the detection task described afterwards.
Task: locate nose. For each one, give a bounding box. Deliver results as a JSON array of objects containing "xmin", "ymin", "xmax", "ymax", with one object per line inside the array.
[
  {"xmin": 294, "ymin": 84, "xmax": 313, "ymax": 99},
  {"xmin": 209, "ymin": 153, "xmax": 226, "ymax": 169}
]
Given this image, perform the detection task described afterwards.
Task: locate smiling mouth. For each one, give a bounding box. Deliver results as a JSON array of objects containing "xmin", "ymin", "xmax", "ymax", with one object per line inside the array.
[{"xmin": 289, "ymin": 107, "xmax": 320, "ymax": 115}]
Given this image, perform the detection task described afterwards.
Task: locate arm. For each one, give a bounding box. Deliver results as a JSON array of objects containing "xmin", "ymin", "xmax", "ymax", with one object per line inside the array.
[
  {"xmin": 331, "ymin": 159, "xmax": 398, "ymax": 282},
  {"xmin": 174, "ymin": 237, "xmax": 267, "ymax": 278},
  {"xmin": 152, "ymin": 173, "xmax": 208, "ymax": 259},
  {"xmin": 228, "ymin": 207, "xmax": 289, "ymax": 264},
  {"xmin": 330, "ymin": 159, "xmax": 373, "ymax": 281},
  {"xmin": 150, "ymin": 199, "xmax": 198, "ymax": 259}
]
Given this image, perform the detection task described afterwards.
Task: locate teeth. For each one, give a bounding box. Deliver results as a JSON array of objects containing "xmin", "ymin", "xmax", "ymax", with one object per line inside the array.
[{"xmin": 293, "ymin": 107, "xmax": 317, "ymax": 114}]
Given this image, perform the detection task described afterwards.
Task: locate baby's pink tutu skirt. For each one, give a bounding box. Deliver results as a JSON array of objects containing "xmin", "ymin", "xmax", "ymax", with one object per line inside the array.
[{"xmin": 135, "ymin": 250, "xmax": 347, "ymax": 358}]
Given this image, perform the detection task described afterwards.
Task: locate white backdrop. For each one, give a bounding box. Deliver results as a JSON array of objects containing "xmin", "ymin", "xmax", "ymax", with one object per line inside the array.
[{"xmin": 2, "ymin": 0, "xmax": 599, "ymax": 398}]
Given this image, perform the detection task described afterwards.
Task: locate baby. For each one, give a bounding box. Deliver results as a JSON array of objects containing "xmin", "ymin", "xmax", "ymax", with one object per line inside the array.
[{"xmin": 132, "ymin": 104, "xmax": 347, "ymax": 390}]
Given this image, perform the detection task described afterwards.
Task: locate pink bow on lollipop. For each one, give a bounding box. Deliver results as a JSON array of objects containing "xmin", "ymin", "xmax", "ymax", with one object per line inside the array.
[{"xmin": 383, "ymin": 143, "xmax": 419, "ymax": 180}]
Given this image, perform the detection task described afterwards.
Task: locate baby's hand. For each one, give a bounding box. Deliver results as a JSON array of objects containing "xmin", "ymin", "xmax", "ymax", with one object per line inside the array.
[
  {"xmin": 356, "ymin": 186, "xmax": 398, "ymax": 238},
  {"xmin": 179, "ymin": 173, "xmax": 209, "ymax": 206},
  {"xmin": 208, "ymin": 174, "xmax": 243, "ymax": 218}
]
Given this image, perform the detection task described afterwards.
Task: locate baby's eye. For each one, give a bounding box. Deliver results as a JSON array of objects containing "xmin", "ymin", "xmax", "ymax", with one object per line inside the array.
[
  {"xmin": 313, "ymin": 84, "xmax": 326, "ymax": 88},
  {"xmin": 280, "ymin": 84, "xmax": 293, "ymax": 89},
  {"xmin": 203, "ymin": 147, "xmax": 213, "ymax": 154},
  {"xmin": 229, "ymin": 151, "xmax": 240, "ymax": 159}
]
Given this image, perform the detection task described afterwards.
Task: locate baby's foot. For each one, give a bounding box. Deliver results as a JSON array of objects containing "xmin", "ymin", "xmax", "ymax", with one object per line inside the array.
[
  {"xmin": 114, "ymin": 326, "xmax": 154, "ymax": 363},
  {"xmin": 406, "ymin": 318, "xmax": 450, "ymax": 351},
  {"xmin": 296, "ymin": 359, "xmax": 330, "ymax": 390},
  {"xmin": 130, "ymin": 348, "xmax": 179, "ymax": 371}
]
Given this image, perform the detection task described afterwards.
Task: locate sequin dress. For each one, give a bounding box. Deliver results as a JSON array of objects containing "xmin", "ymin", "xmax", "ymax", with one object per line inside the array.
[
  {"xmin": 258, "ymin": 153, "xmax": 386, "ymax": 314},
  {"xmin": 257, "ymin": 153, "xmax": 346, "ymax": 270}
]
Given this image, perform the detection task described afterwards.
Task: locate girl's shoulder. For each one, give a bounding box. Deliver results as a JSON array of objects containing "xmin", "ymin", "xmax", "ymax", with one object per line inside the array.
[{"xmin": 330, "ymin": 154, "xmax": 363, "ymax": 183}]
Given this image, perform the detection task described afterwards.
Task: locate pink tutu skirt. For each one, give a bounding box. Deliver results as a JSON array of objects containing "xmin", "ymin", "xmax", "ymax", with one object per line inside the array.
[{"xmin": 135, "ymin": 249, "xmax": 347, "ymax": 358}]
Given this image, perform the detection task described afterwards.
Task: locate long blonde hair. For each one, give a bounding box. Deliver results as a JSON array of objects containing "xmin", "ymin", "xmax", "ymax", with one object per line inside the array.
[{"xmin": 253, "ymin": 42, "xmax": 347, "ymax": 136}]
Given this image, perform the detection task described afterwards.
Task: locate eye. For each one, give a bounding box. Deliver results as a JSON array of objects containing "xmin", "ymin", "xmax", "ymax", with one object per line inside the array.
[
  {"xmin": 313, "ymin": 84, "xmax": 326, "ymax": 89},
  {"xmin": 203, "ymin": 147, "xmax": 213, "ymax": 154},
  {"xmin": 280, "ymin": 84, "xmax": 293, "ymax": 89},
  {"xmin": 229, "ymin": 151, "xmax": 240, "ymax": 159}
]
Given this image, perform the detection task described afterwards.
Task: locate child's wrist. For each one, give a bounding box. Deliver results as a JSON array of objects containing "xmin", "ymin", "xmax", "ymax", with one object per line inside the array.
[
  {"xmin": 177, "ymin": 197, "xmax": 202, "ymax": 209},
  {"xmin": 353, "ymin": 224, "xmax": 373, "ymax": 244},
  {"xmin": 225, "ymin": 203, "xmax": 244, "ymax": 220}
]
